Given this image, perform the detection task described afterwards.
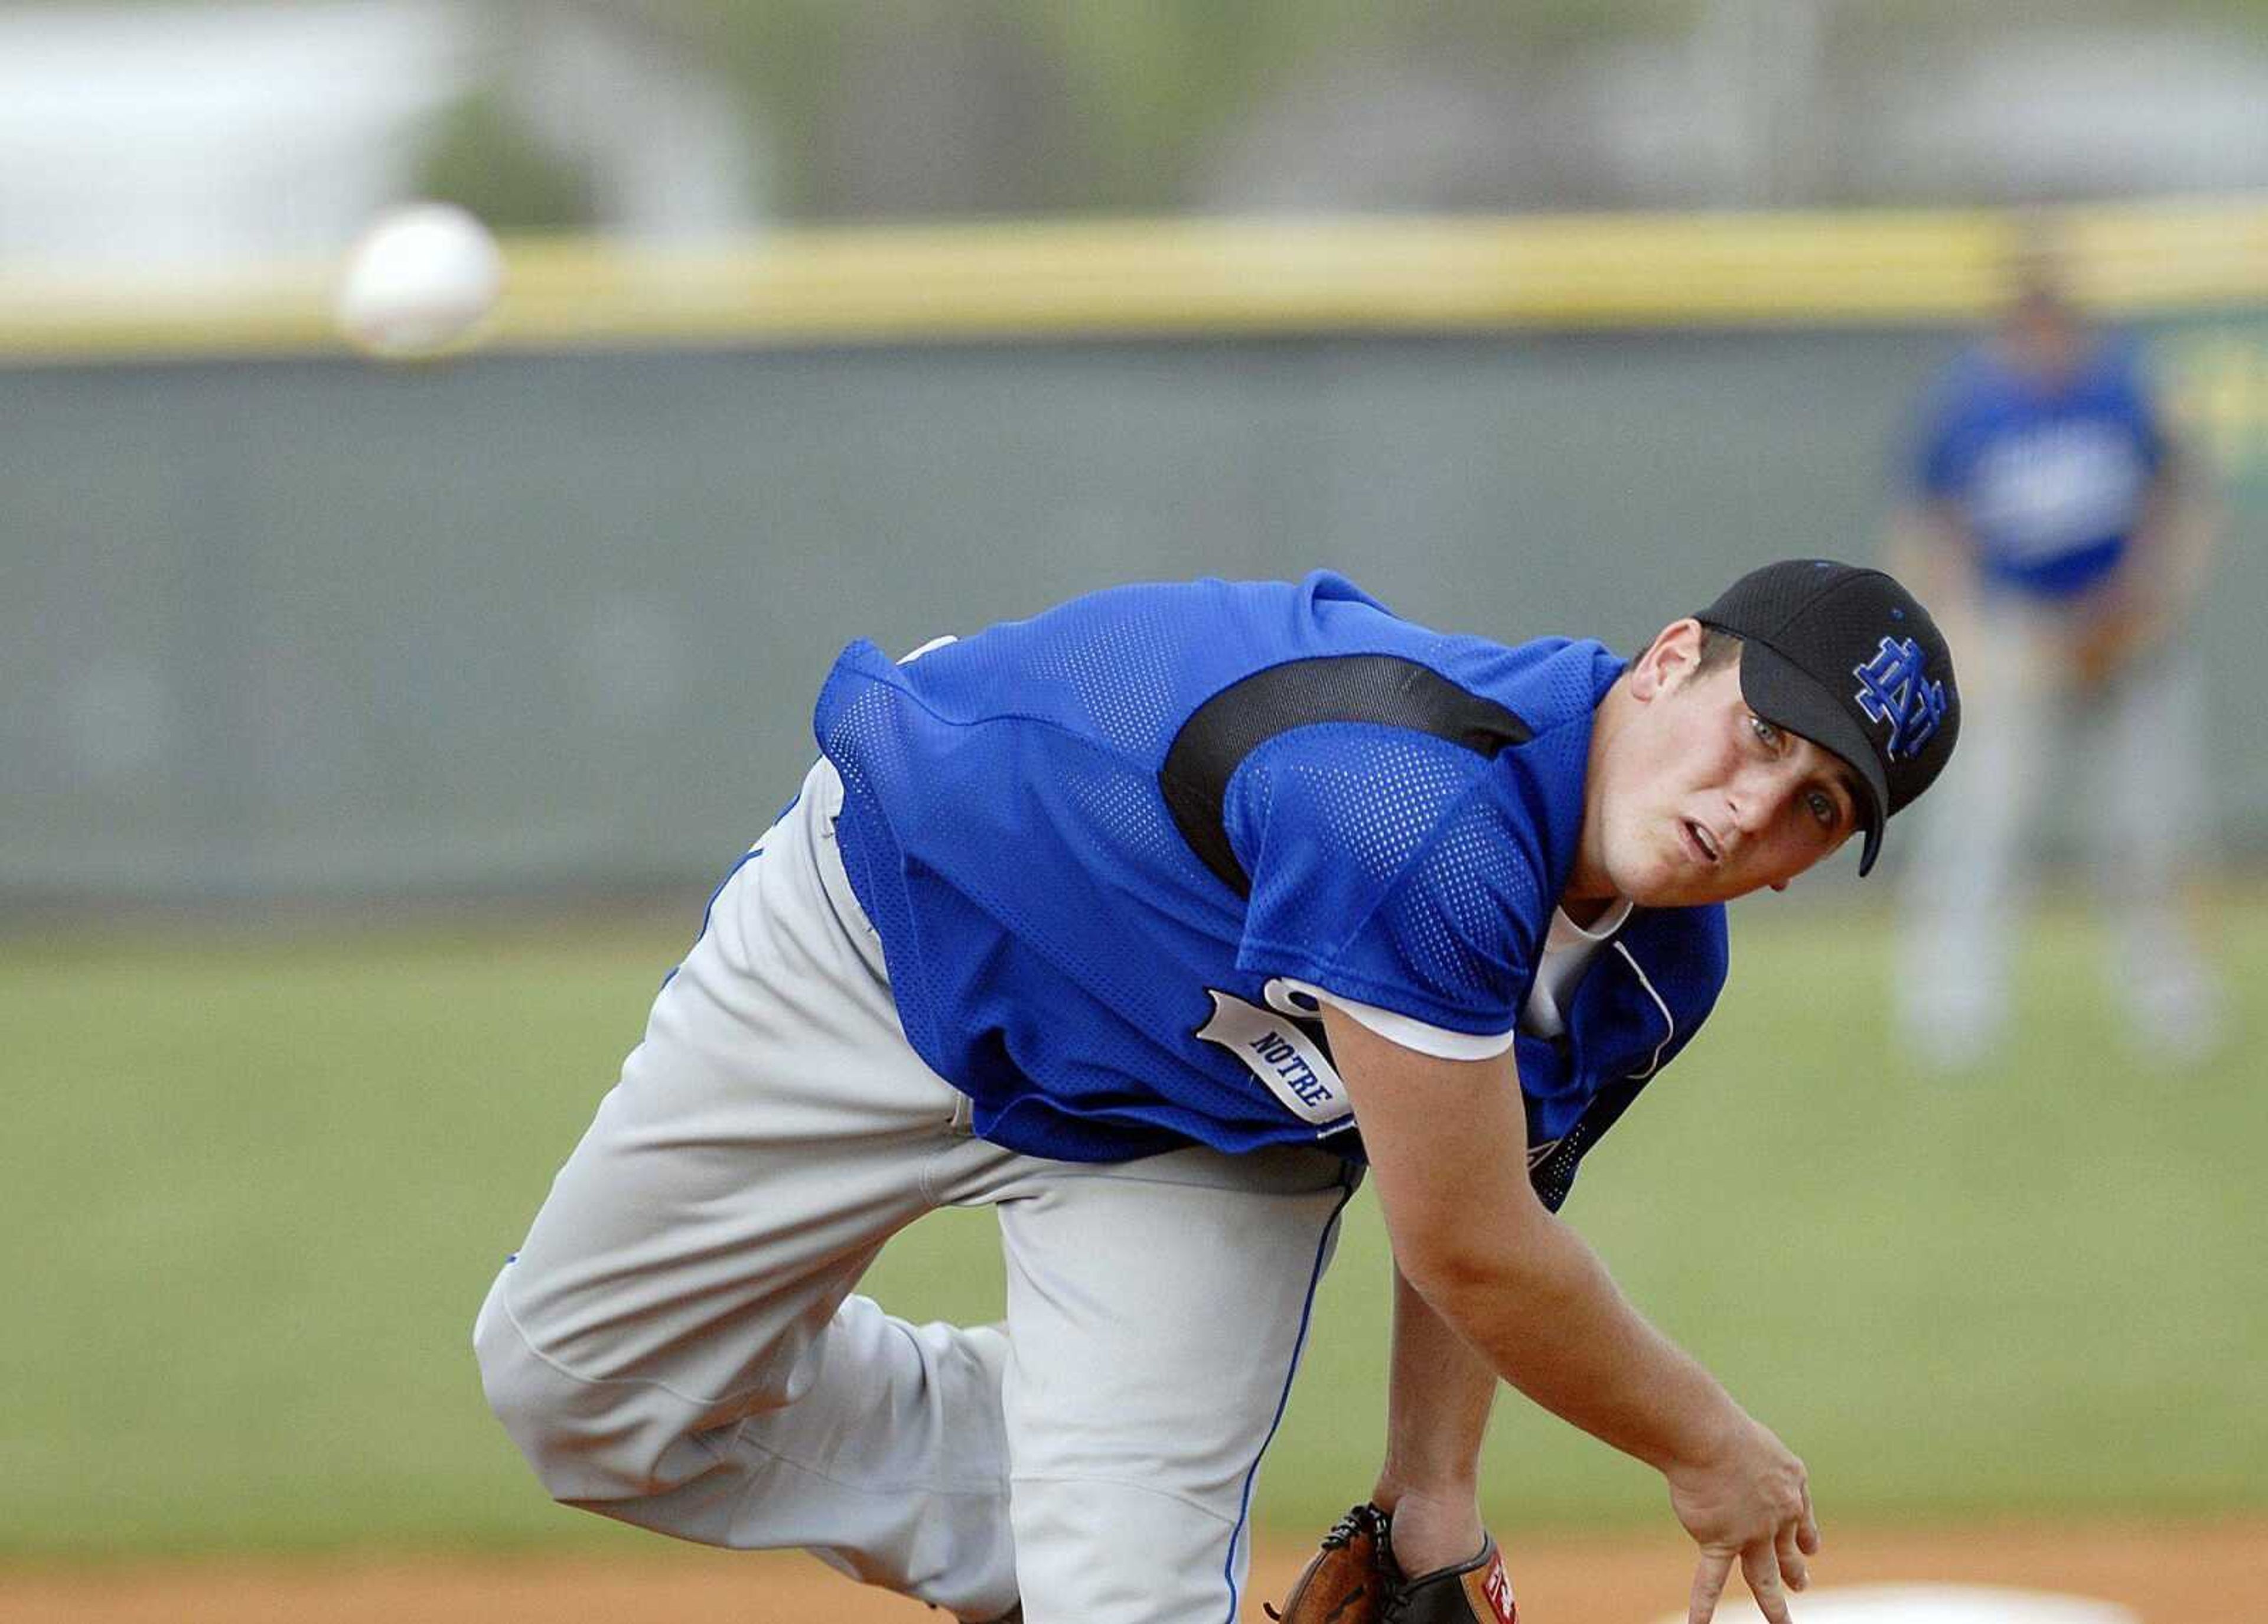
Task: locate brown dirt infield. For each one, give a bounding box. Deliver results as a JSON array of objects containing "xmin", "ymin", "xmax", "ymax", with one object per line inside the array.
[{"xmin": 4, "ymin": 1520, "xmax": 2262, "ymax": 1623}]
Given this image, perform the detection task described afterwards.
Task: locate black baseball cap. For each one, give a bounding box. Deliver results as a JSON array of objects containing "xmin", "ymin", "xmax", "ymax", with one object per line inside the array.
[{"xmin": 1696, "ymin": 559, "xmax": 1960, "ymax": 876}]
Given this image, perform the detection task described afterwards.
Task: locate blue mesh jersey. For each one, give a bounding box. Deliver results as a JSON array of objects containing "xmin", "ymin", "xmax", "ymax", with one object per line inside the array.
[
  {"xmin": 814, "ymin": 572, "xmax": 1728, "ymax": 1203},
  {"xmin": 1912, "ymin": 336, "xmax": 2169, "ymax": 600}
]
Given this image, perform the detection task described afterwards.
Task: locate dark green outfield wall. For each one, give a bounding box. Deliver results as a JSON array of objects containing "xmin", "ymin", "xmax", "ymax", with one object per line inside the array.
[{"xmin": 8, "ymin": 318, "xmax": 2264, "ymax": 902}]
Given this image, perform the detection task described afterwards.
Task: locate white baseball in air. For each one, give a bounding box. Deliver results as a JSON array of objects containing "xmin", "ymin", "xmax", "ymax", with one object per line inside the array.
[
  {"xmin": 1651, "ymin": 1586, "xmax": 2137, "ymax": 1624},
  {"xmin": 333, "ymin": 202, "xmax": 504, "ymax": 360}
]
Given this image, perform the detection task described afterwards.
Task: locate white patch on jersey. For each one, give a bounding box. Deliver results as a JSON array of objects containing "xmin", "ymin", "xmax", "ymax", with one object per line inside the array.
[
  {"xmin": 1970, "ymin": 422, "xmax": 2146, "ymax": 562},
  {"xmin": 1197, "ymin": 981, "xmax": 1353, "ymax": 1131}
]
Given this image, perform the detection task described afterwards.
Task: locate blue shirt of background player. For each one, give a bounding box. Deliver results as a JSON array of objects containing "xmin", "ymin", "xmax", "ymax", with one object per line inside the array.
[
  {"xmin": 814, "ymin": 572, "xmax": 1728, "ymax": 1208},
  {"xmin": 1912, "ymin": 335, "xmax": 2168, "ymax": 600}
]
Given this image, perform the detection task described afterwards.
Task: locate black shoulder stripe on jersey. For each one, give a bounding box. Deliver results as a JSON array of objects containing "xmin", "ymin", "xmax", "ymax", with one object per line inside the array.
[{"xmin": 1158, "ymin": 654, "xmax": 1534, "ymax": 898}]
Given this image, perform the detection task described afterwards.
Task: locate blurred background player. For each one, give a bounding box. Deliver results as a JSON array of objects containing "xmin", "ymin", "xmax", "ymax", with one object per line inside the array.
[{"xmin": 1888, "ymin": 237, "xmax": 2224, "ymax": 1069}]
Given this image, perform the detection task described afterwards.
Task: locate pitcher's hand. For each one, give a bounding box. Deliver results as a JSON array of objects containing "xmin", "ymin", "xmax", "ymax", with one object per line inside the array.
[{"xmin": 1666, "ymin": 1416, "xmax": 1819, "ymax": 1624}]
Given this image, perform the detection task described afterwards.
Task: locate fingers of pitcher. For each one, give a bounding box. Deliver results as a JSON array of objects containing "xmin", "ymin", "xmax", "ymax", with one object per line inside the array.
[
  {"xmin": 1775, "ymin": 1518, "xmax": 1809, "ymax": 1593},
  {"xmin": 1741, "ymin": 1538, "xmax": 1795, "ymax": 1624},
  {"xmin": 1688, "ymin": 1547, "xmax": 1735, "ymax": 1624}
]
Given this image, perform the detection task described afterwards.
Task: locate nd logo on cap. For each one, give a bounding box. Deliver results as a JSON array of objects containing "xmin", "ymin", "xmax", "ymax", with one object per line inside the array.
[{"xmin": 1853, "ymin": 634, "xmax": 1950, "ymax": 761}]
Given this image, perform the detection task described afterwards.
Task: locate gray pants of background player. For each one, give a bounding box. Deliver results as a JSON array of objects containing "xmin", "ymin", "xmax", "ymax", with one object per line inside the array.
[
  {"xmin": 474, "ymin": 761, "xmax": 1358, "ymax": 1624},
  {"xmin": 1895, "ymin": 601, "xmax": 2221, "ymax": 1065}
]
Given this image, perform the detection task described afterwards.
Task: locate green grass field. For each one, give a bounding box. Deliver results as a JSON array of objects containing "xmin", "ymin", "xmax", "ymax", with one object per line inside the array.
[{"xmin": 5, "ymin": 891, "xmax": 2263, "ymax": 1559}]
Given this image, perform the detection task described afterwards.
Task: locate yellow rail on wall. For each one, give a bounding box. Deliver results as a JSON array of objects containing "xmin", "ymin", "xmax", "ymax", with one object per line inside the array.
[{"xmin": 5, "ymin": 197, "xmax": 2266, "ymax": 364}]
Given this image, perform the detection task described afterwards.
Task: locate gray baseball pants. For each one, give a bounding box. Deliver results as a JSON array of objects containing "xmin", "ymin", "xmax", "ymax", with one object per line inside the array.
[
  {"xmin": 474, "ymin": 760, "xmax": 1357, "ymax": 1623},
  {"xmin": 1895, "ymin": 602, "xmax": 2220, "ymax": 1063}
]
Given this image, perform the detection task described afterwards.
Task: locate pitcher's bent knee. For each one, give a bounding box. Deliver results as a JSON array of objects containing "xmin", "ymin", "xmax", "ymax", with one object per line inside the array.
[{"xmin": 472, "ymin": 1276, "xmax": 728, "ymax": 1504}]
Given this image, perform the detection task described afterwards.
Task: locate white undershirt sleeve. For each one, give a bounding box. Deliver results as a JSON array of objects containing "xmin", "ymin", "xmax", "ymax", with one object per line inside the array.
[
  {"xmin": 1283, "ymin": 896, "xmax": 1633, "ymax": 1060},
  {"xmin": 1280, "ymin": 980, "xmax": 1518, "ymax": 1061}
]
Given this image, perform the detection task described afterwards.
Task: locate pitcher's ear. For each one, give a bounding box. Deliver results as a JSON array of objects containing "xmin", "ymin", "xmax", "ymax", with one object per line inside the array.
[{"xmin": 1629, "ymin": 618, "xmax": 1705, "ymax": 701}]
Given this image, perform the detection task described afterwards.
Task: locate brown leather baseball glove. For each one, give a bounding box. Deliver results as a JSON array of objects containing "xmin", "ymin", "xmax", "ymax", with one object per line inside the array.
[
  {"xmin": 1267, "ymin": 1504, "xmax": 1518, "ymax": 1624},
  {"xmin": 1267, "ymin": 1504, "xmax": 1393, "ymax": 1622}
]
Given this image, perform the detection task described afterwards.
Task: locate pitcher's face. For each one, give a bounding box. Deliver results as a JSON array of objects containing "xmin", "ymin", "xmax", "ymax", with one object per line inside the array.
[{"xmin": 1589, "ymin": 624, "xmax": 1863, "ymax": 906}]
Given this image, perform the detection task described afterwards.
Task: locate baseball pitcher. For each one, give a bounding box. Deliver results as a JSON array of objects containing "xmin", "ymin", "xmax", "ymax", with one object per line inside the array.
[{"xmin": 475, "ymin": 559, "xmax": 1959, "ymax": 1623}]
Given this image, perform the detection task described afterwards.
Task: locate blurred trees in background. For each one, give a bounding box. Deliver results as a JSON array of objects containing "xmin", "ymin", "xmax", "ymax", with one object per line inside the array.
[
  {"xmin": 680, "ymin": 0, "xmax": 1692, "ymax": 217},
  {"xmin": 393, "ymin": 0, "xmax": 2268, "ymax": 233},
  {"xmin": 415, "ymin": 84, "xmax": 598, "ymax": 233}
]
